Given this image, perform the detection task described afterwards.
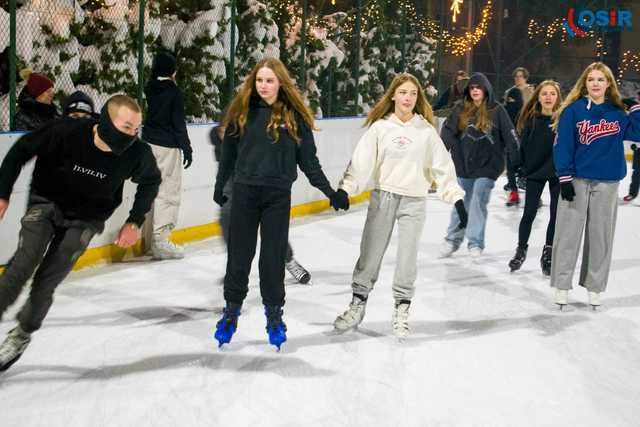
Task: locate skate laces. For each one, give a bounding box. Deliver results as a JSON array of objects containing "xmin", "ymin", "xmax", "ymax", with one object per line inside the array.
[
  {"xmin": 265, "ymin": 306, "xmax": 286, "ymax": 331},
  {"xmin": 0, "ymin": 329, "xmax": 30, "ymax": 359},
  {"xmin": 393, "ymin": 304, "xmax": 410, "ymax": 330},
  {"xmin": 285, "ymin": 260, "xmax": 307, "ymax": 281},
  {"xmin": 218, "ymin": 306, "xmax": 240, "ymax": 331},
  {"xmin": 340, "ymin": 297, "xmax": 366, "ymax": 322}
]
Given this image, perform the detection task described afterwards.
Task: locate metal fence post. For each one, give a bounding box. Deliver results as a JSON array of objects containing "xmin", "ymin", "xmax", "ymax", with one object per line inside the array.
[
  {"xmin": 299, "ymin": 0, "xmax": 308, "ymax": 89},
  {"xmin": 137, "ymin": 0, "xmax": 146, "ymax": 107},
  {"xmin": 228, "ymin": 0, "xmax": 237, "ymax": 103},
  {"xmin": 9, "ymin": 0, "xmax": 17, "ymax": 130},
  {"xmin": 353, "ymin": 0, "xmax": 361, "ymax": 116}
]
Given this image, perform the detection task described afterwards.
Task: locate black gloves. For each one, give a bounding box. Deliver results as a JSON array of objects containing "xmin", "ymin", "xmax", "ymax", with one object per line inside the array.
[
  {"xmin": 329, "ymin": 189, "xmax": 350, "ymax": 211},
  {"xmin": 183, "ymin": 148, "xmax": 193, "ymax": 169},
  {"xmin": 560, "ymin": 181, "xmax": 575, "ymax": 202},
  {"xmin": 455, "ymin": 199, "xmax": 468, "ymax": 230},
  {"xmin": 213, "ymin": 188, "xmax": 228, "ymax": 206}
]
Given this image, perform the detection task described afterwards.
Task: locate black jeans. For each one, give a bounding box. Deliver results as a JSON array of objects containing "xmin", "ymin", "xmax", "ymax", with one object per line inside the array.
[
  {"xmin": 0, "ymin": 199, "xmax": 98, "ymax": 333},
  {"xmin": 220, "ymin": 177, "xmax": 294, "ymax": 262},
  {"xmin": 517, "ymin": 177, "xmax": 559, "ymax": 247},
  {"xmin": 505, "ymin": 155, "xmax": 518, "ymax": 191},
  {"xmin": 628, "ymin": 150, "xmax": 640, "ymax": 197},
  {"xmin": 224, "ymin": 183, "xmax": 291, "ymax": 307}
]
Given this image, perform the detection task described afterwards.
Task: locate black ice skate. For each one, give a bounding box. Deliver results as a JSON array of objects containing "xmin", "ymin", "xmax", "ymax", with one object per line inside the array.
[
  {"xmin": 540, "ymin": 245, "xmax": 552, "ymax": 276},
  {"xmin": 508, "ymin": 245, "xmax": 528, "ymax": 272}
]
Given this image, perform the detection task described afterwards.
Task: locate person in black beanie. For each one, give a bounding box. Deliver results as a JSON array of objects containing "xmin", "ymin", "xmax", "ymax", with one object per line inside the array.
[
  {"xmin": 212, "ymin": 58, "xmax": 348, "ymax": 350},
  {"xmin": 0, "ymin": 94, "xmax": 161, "ymax": 371},
  {"xmin": 62, "ymin": 90, "xmax": 98, "ymax": 119},
  {"xmin": 143, "ymin": 51, "xmax": 193, "ymax": 260}
]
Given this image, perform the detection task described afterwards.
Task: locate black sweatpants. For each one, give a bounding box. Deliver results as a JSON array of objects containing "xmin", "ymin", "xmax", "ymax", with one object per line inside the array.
[
  {"xmin": 224, "ymin": 183, "xmax": 291, "ymax": 307},
  {"xmin": 518, "ymin": 177, "xmax": 559, "ymax": 247},
  {"xmin": 220, "ymin": 176, "xmax": 294, "ymax": 262},
  {"xmin": 0, "ymin": 199, "xmax": 98, "ymax": 333}
]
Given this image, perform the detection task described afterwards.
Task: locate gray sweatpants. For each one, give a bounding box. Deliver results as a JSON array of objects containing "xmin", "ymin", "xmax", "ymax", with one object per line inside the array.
[
  {"xmin": 550, "ymin": 178, "xmax": 619, "ymax": 292},
  {"xmin": 148, "ymin": 145, "xmax": 182, "ymax": 240},
  {"xmin": 352, "ymin": 190, "xmax": 426, "ymax": 302}
]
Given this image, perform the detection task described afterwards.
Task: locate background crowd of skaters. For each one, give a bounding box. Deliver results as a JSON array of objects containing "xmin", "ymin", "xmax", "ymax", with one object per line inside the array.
[{"xmin": 0, "ymin": 52, "xmax": 639, "ymax": 370}]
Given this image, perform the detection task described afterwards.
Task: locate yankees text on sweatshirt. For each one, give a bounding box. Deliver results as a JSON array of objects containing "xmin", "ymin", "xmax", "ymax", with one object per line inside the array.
[
  {"xmin": 554, "ymin": 98, "xmax": 640, "ymax": 183},
  {"xmin": 339, "ymin": 113, "xmax": 465, "ymax": 203},
  {"xmin": 0, "ymin": 118, "xmax": 161, "ymax": 227}
]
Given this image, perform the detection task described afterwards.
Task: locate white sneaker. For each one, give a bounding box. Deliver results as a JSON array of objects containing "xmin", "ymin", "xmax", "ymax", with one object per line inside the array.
[
  {"xmin": 439, "ymin": 241, "xmax": 458, "ymax": 258},
  {"xmin": 392, "ymin": 301, "xmax": 410, "ymax": 339},
  {"xmin": 588, "ymin": 291, "xmax": 601, "ymax": 309},
  {"xmin": 0, "ymin": 326, "xmax": 31, "ymax": 371},
  {"xmin": 469, "ymin": 247, "xmax": 483, "ymax": 258},
  {"xmin": 555, "ymin": 289, "xmax": 568, "ymax": 309},
  {"xmin": 151, "ymin": 238, "xmax": 184, "ymax": 260},
  {"xmin": 334, "ymin": 294, "xmax": 367, "ymax": 331}
]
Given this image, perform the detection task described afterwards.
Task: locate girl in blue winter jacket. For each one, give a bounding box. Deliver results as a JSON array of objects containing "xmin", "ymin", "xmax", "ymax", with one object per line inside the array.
[{"xmin": 551, "ymin": 62, "xmax": 640, "ymax": 309}]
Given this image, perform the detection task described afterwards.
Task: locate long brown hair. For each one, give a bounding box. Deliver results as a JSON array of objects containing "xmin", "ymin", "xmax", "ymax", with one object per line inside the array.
[
  {"xmin": 364, "ymin": 73, "xmax": 435, "ymax": 127},
  {"xmin": 458, "ymin": 98, "xmax": 491, "ymax": 133},
  {"xmin": 222, "ymin": 57, "xmax": 316, "ymax": 143},
  {"xmin": 552, "ymin": 62, "xmax": 626, "ymax": 131},
  {"xmin": 516, "ymin": 80, "xmax": 562, "ymax": 134}
]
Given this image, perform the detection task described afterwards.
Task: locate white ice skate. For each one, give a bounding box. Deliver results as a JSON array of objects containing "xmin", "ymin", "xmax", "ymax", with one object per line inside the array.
[
  {"xmin": 151, "ymin": 238, "xmax": 184, "ymax": 260},
  {"xmin": 392, "ymin": 302, "xmax": 410, "ymax": 340},
  {"xmin": 0, "ymin": 326, "xmax": 31, "ymax": 372},
  {"xmin": 334, "ymin": 294, "xmax": 367, "ymax": 332},
  {"xmin": 588, "ymin": 291, "xmax": 601, "ymax": 310},
  {"xmin": 285, "ymin": 258, "xmax": 311, "ymax": 284},
  {"xmin": 439, "ymin": 241, "xmax": 458, "ymax": 258},
  {"xmin": 555, "ymin": 289, "xmax": 568, "ymax": 310}
]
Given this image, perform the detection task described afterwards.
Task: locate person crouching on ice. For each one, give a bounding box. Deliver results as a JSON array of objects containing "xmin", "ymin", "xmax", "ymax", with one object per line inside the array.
[
  {"xmin": 0, "ymin": 95, "xmax": 161, "ymax": 371},
  {"xmin": 332, "ymin": 73, "xmax": 468, "ymax": 339}
]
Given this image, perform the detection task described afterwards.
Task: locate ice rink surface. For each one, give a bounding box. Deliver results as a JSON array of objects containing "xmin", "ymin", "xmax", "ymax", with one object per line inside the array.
[{"xmin": 1, "ymin": 176, "xmax": 640, "ymax": 427}]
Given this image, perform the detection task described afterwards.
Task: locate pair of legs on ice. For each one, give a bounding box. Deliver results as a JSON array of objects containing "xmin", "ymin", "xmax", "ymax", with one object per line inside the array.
[
  {"xmin": 441, "ymin": 177, "xmax": 494, "ymax": 257},
  {"xmin": 508, "ymin": 177, "xmax": 559, "ymax": 275},
  {"xmin": 551, "ymin": 179, "xmax": 619, "ymax": 309},
  {"xmin": 334, "ymin": 190, "xmax": 425, "ymax": 339},
  {"xmin": 219, "ymin": 177, "xmax": 310, "ymax": 284},
  {"xmin": 214, "ymin": 183, "xmax": 292, "ymax": 349},
  {"xmin": 0, "ymin": 198, "xmax": 98, "ymax": 370}
]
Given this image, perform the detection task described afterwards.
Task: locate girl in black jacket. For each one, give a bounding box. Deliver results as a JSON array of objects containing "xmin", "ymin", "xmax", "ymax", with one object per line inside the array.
[
  {"xmin": 440, "ymin": 73, "xmax": 520, "ymax": 258},
  {"xmin": 212, "ymin": 58, "xmax": 349, "ymax": 350},
  {"xmin": 508, "ymin": 80, "xmax": 563, "ymax": 274}
]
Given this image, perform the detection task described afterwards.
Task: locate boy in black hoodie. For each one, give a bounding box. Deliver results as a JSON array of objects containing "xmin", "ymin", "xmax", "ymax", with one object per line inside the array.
[
  {"xmin": 0, "ymin": 94, "xmax": 161, "ymax": 371},
  {"xmin": 143, "ymin": 52, "xmax": 193, "ymax": 260}
]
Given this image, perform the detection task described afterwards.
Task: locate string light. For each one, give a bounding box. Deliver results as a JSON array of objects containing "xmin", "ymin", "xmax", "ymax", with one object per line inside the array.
[
  {"xmin": 450, "ymin": 0, "xmax": 463, "ymax": 23},
  {"xmin": 618, "ymin": 50, "xmax": 640, "ymax": 84}
]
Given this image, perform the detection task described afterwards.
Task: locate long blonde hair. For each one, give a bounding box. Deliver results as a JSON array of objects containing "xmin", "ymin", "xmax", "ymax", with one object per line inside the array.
[
  {"xmin": 516, "ymin": 80, "xmax": 562, "ymax": 134},
  {"xmin": 552, "ymin": 62, "xmax": 626, "ymax": 131},
  {"xmin": 364, "ymin": 73, "xmax": 435, "ymax": 127},
  {"xmin": 222, "ymin": 57, "xmax": 316, "ymax": 143}
]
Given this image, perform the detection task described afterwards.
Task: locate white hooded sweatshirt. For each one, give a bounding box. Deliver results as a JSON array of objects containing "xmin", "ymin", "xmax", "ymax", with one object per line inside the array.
[{"xmin": 339, "ymin": 113, "xmax": 464, "ymax": 203}]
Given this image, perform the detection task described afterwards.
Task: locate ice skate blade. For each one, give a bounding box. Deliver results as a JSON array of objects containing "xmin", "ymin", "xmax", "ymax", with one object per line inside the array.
[
  {"xmin": 590, "ymin": 304, "xmax": 600, "ymax": 311},
  {"xmin": 556, "ymin": 303, "xmax": 567, "ymax": 311}
]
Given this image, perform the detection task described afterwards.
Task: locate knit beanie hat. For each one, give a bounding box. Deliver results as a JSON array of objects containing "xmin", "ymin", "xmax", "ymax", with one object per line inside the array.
[
  {"xmin": 152, "ymin": 52, "xmax": 177, "ymax": 78},
  {"xmin": 26, "ymin": 72, "xmax": 54, "ymax": 98}
]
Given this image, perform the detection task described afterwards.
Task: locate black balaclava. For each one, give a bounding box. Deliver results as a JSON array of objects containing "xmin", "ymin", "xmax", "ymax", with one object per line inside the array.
[{"xmin": 96, "ymin": 104, "xmax": 137, "ymax": 155}]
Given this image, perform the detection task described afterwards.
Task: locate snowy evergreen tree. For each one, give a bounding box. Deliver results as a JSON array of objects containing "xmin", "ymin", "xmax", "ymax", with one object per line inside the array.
[{"xmin": 234, "ymin": 0, "xmax": 279, "ymax": 87}]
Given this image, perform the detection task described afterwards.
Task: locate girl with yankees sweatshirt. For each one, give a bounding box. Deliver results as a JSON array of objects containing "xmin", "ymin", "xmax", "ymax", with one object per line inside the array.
[
  {"xmin": 551, "ymin": 62, "xmax": 640, "ymax": 309},
  {"xmin": 332, "ymin": 73, "xmax": 467, "ymax": 339},
  {"xmin": 508, "ymin": 80, "xmax": 563, "ymax": 275}
]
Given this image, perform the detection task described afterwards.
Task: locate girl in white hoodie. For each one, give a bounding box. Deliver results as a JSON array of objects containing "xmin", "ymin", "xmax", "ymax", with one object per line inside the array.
[{"xmin": 333, "ymin": 73, "xmax": 467, "ymax": 339}]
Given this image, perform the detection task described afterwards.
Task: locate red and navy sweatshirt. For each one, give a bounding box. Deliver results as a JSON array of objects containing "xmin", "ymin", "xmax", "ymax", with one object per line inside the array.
[{"xmin": 554, "ymin": 97, "xmax": 640, "ymax": 183}]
